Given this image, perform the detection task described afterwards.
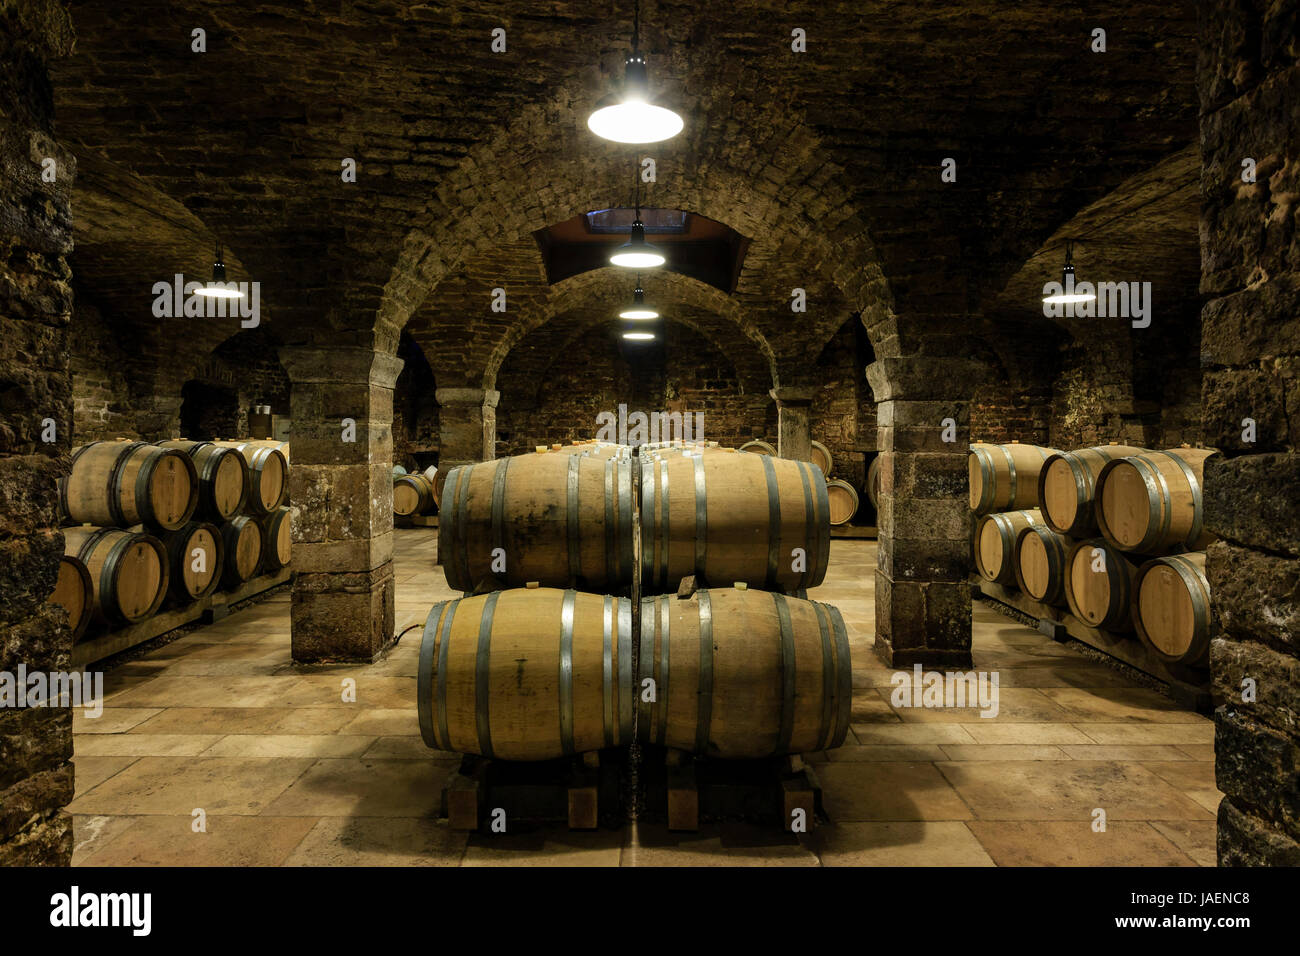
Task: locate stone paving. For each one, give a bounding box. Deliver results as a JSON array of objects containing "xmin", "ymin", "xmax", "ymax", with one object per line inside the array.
[{"xmin": 70, "ymin": 530, "xmax": 1218, "ymax": 866}]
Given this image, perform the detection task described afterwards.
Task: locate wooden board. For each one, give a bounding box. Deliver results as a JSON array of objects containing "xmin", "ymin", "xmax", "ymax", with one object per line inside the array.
[{"xmin": 71, "ymin": 567, "xmax": 291, "ymax": 668}]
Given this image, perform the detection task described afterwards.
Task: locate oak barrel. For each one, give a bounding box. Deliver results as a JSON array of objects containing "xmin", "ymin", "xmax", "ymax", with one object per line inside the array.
[
  {"xmin": 258, "ymin": 506, "xmax": 292, "ymax": 572},
  {"xmin": 1013, "ymin": 523, "xmax": 1071, "ymax": 606},
  {"xmin": 219, "ymin": 516, "xmax": 264, "ymax": 589},
  {"xmin": 63, "ymin": 526, "xmax": 168, "ymax": 625},
  {"xmin": 638, "ymin": 588, "xmax": 852, "ymax": 758},
  {"xmin": 640, "ymin": 451, "xmax": 830, "ymax": 592},
  {"xmin": 739, "ymin": 439, "xmax": 776, "ymax": 456},
  {"xmin": 394, "ymin": 473, "xmax": 437, "ymax": 517},
  {"xmin": 211, "ymin": 441, "xmax": 288, "ymax": 515},
  {"xmin": 866, "ymin": 454, "xmax": 882, "ymax": 511},
  {"xmin": 1038, "ymin": 444, "xmax": 1147, "ymax": 537},
  {"xmin": 61, "ymin": 441, "xmax": 199, "ymax": 531},
  {"xmin": 152, "ymin": 521, "xmax": 224, "ymax": 604},
  {"xmin": 1064, "ymin": 538, "xmax": 1139, "ymax": 631},
  {"xmin": 968, "ymin": 441, "xmax": 1058, "ymax": 514},
  {"xmin": 392, "ymin": 465, "xmax": 408, "ymax": 477},
  {"xmin": 1133, "ymin": 552, "xmax": 1212, "ymax": 667},
  {"xmin": 439, "ymin": 454, "xmax": 636, "ymax": 593},
  {"xmin": 974, "ymin": 509, "xmax": 1043, "ymax": 585},
  {"xmin": 418, "ymin": 588, "xmax": 635, "ymax": 760},
  {"xmin": 1095, "ymin": 447, "xmax": 1218, "ymax": 555},
  {"xmin": 50, "ymin": 553, "xmax": 93, "ymax": 641},
  {"xmin": 826, "ymin": 478, "xmax": 859, "ymax": 526},
  {"xmin": 810, "ymin": 440, "xmax": 833, "ymax": 476},
  {"xmin": 159, "ymin": 440, "xmax": 250, "ymax": 523}
]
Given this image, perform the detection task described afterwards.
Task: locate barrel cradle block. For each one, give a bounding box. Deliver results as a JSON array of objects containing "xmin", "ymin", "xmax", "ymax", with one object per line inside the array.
[
  {"xmin": 637, "ymin": 588, "xmax": 852, "ymax": 759},
  {"xmin": 418, "ymin": 588, "xmax": 636, "ymax": 761},
  {"xmin": 974, "ymin": 509, "xmax": 1043, "ymax": 585},
  {"xmin": 63, "ymin": 526, "xmax": 169, "ymax": 627},
  {"xmin": 61, "ymin": 441, "xmax": 199, "ymax": 532},
  {"xmin": 640, "ymin": 451, "xmax": 830, "ymax": 593},
  {"xmin": 1064, "ymin": 538, "xmax": 1140, "ymax": 632},
  {"xmin": 1038, "ymin": 444, "xmax": 1148, "ymax": 537},
  {"xmin": 1096, "ymin": 447, "xmax": 1219, "ymax": 556},
  {"xmin": 416, "ymin": 587, "xmax": 852, "ymax": 763},
  {"xmin": 1013, "ymin": 523, "xmax": 1072, "ymax": 607},
  {"xmin": 1133, "ymin": 551, "xmax": 1212, "ymax": 668},
  {"xmin": 159, "ymin": 440, "xmax": 250, "ymax": 523},
  {"xmin": 438, "ymin": 454, "xmax": 636, "ymax": 593},
  {"xmin": 968, "ymin": 441, "xmax": 1059, "ymax": 515}
]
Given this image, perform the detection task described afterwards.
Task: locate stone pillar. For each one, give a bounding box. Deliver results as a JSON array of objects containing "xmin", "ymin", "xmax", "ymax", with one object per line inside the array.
[
  {"xmin": 1199, "ymin": 0, "xmax": 1300, "ymax": 865},
  {"xmin": 280, "ymin": 346, "xmax": 403, "ymax": 662},
  {"xmin": 435, "ymin": 387, "xmax": 499, "ymax": 467},
  {"xmin": 770, "ymin": 386, "xmax": 814, "ymax": 461},
  {"xmin": 0, "ymin": 1, "xmax": 76, "ymax": 866},
  {"xmin": 867, "ymin": 356, "xmax": 982, "ymax": 668}
]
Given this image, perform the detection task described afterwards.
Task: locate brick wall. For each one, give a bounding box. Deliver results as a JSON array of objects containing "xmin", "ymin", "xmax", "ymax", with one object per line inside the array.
[
  {"xmin": 811, "ymin": 316, "xmax": 876, "ymax": 489},
  {"xmin": 393, "ymin": 330, "xmax": 439, "ymax": 471},
  {"xmin": 70, "ymin": 293, "xmax": 139, "ymax": 442}
]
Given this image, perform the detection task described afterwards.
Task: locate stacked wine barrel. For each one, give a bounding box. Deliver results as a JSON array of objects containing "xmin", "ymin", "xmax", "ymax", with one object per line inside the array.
[
  {"xmin": 739, "ymin": 436, "xmax": 861, "ymax": 527},
  {"xmin": 49, "ymin": 437, "xmax": 292, "ymax": 643},
  {"xmin": 419, "ymin": 441, "xmax": 852, "ymax": 763},
  {"xmin": 970, "ymin": 440, "xmax": 1217, "ymax": 669}
]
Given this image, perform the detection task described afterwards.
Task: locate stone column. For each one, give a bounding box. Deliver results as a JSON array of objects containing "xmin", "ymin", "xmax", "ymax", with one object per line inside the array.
[
  {"xmin": 770, "ymin": 386, "xmax": 814, "ymax": 461},
  {"xmin": 1199, "ymin": 0, "xmax": 1300, "ymax": 865},
  {"xmin": 867, "ymin": 356, "xmax": 982, "ymax": 669},
  {"xmin": 436, "ymin": 387, "xmax": 499, "ymax": 467},
  {"xmin": 0, "ymin": 0, "xmax": 76, "ymax": 866},
  {"xmin": 280, "ymin": 346, "xmax": 403, "ymax": 662}
]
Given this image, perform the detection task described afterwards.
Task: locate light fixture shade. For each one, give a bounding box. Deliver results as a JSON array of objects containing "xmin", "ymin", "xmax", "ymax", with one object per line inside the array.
[
  {"xmin": 1042, "ymin": 259, "xmax": 1095, "ymax": 304},
  {"xmin": 619, "ymin": 284, "xmax": 659, "ymax": 319},
  {"xmin": 610, "ymin": 221, "xmax": 665, "ymax": 268},
  {"xmin": 587, "ymin": 55, "xmax": 683, "ymax": 144},
  {"xmin": 195, "ymin": 249, "xmax": 245, "ymax": 299},
  {"xmin": 623, "ymin": 331, "xmax": 656, "ymax": 341}
]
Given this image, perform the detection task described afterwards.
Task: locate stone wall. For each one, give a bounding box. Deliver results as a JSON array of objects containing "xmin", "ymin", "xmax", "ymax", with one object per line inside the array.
[
  {"xmin": 1199, "ymin": 0, "xmax": 1300, "ymax": 866},
  {"xmin": 70, "ymin": 292, "xmax": 138, "ymax": 442},
  {"xmin": 392, "ymin": 331, "xmax": 439, "ymax": 472},
  {"xmin": 811, "ymin": 317, "xmax": 877, "ymax": 490},
  {"xmin": 0, "ymin": 0, "xmax": 76, "ymax": 866}
]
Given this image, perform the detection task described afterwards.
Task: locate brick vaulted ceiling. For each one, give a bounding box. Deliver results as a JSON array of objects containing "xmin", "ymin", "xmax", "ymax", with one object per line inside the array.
[{"xmin": 51, "ymin": 0, "xmax": 1198, "ymax": 389}]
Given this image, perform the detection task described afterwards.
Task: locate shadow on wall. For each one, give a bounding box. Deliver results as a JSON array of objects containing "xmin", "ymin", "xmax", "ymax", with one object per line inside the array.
[{"xmin": 180, "ymin": 380, "xmax": 239, "ymax": 441}]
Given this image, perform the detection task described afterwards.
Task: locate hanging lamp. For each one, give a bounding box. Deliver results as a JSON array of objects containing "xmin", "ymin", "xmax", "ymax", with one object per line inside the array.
[
  {"xmin": 1042, "ymin": 240, "xmax": 1096, "ymax": 305},
  {"xmin": 195, "ymin": 243, "xmax": 244, "ymax": 299},
  {"xmin": 619, "ymin": 275, "xmax": 659, "ymax": 319},
  {"xmin": 587, "ymin": 0, "xmax": 683, "ymax": 144},
  {"xmin": 622, "ymin": 331, "xmax": 656, "ymax": 341},
  {"xmin": 610, "ymin": 161, "xmax": 665, "ymax": 269}
]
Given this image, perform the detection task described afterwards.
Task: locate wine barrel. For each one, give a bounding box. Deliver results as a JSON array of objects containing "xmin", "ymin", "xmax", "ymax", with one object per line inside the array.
[
  {"xmin": 61, "ymin": 441, "xmax": 199, "ymax": 531},
  {"xmin": 439, "ymin": 453, "xmax": 636, "ymax": 593},
  {"xmin": 50, "ymin": 553, "xmax": 93, "ymax": 641},
  {"xmin": 394, "ymin": 473, "xmax": 437, "ymax": 517},
  {"xmin": 640, "ymin": 451, "xmax": 830, "ymax": 593},
  {"xmin": 826, "ymin": 479, "xmax": 859, "ymax": 526},
  {"xmin": 1038, "ymin": 444, "xmax": 1148, "ymax": 537},
  {"xmin": 392, "ymin": 464, "xmax": 408, "ymax": 477},
  {"xmin": 417, "ymin": 588, "xmax": 635, "ymax": 761},
  {"xmin": 968, "ymin": 441, "xmax": 1058, "ymax": 514},
  {"xmin": 219, "ymin": 516, "xmax": 264, "ymax": 589},
  {"xmin": 430, "ymin": 467, "xmax": 446, "ymax": 510},
  {"xmin": 152, "ymin": 521, "xmax": 224, "ymax": 604},
  {"xmin": 866, "ymin": 455, "xmax": 882, "ymax": 511},
  {"xmin": 1133, "ymin": 552, "xmax": 1212, "ymax": 667},
  {"xmin": 638, "ymin": 588, "xmax": 852, "ymax": 758},
  {"xmin": 159, "ymin": 440, "xmax": 250, "ymax": 523},
  {"xmin": 810, "ymin": 440, "xmax": 833, "ymax": 476},
  {"xmin": 1013, "ymin": 523, "xmax": 1071, "ymax": 606},
  {"xmin": 974, "ymin": 509, "xmax": 1043, "ymax": 585},
  {"xmin": 739, "ymin": 439, "xmax": 776, "ymax": 456},
  {"xmin": 1064, "ymin": 538, "xmax": 1139, "ymax": 631},
  {"xmin": 211, "ymin": 441, "xmax": 288, "ymax": 515},
  {"xmin": 258, "ymin": 506, "xmax": 292, "ymax": 572},
  {"xmin": 233, "ymin": 438, "xmax": 290, "ymax": 465},
  {"xmin": 63, "ymin": 526, "xmax": 168, "ymax": 625},
  {"xmin": 1095, "ymin": 447, "xmax": 1218, "ymax": 555}
]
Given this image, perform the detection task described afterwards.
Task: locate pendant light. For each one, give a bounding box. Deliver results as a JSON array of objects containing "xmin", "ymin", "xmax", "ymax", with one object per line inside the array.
[
  {"xmin": 623, "ymin": 331, "xmax": 656, "ymax": 341},
  {"xmin": 195, "ymin": 243, "xmax": 244, "ymax": 299},
  {"xmin": 619, "ymin": 275, "xmax": 659, "ymax": 319},
  {"xmin": 1042, "ymin": 240, "xmax": 1096, "ymax": 305},
  {"xmin": 610, "ymin": 161, "xmax": 665, "ymax": 269},
  {"xmin": 587, "ymin": 0, "xmax": 683, "ymax": 144}
]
